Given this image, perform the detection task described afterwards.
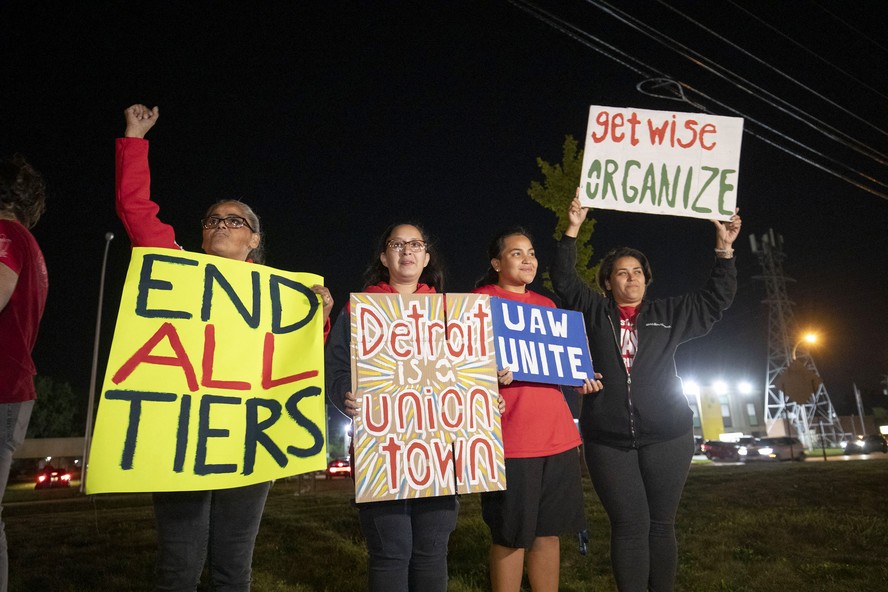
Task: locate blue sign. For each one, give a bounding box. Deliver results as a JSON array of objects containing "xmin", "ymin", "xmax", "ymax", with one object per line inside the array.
[{"xmin": 489, "ymin": 297, "xmax": 594, "ymax": 387}]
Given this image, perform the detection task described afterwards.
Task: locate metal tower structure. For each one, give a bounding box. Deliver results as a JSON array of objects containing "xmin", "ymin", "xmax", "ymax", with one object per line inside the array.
[{"xmin": 750, "ymin": 230, "xmax": 847, "ymax": 448}]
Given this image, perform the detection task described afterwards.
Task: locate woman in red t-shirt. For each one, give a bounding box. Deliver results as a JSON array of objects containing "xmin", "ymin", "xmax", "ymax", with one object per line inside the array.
[{"xmin": 473, "ymin": 226, "xmax": 600, "ymax": 592}]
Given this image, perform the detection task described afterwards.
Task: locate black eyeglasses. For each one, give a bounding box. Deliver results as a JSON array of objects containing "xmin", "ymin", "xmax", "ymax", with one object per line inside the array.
[
  {"xmin": 201, "ymin": 215, "xmax": 255, "ymax": 232},
  {"xmin": 386, "ymin": 239, "xmax": 427, "ymax": 253}
]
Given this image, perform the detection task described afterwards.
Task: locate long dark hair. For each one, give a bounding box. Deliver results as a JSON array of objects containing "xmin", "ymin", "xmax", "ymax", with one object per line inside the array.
[
  {"xmin": 0, "ymin": 155, "xmax": 46, "ymax": 229},
  {"xmin": 203, "ymin": 199, "xmax": 265, "ymax": 264},
  {"xmin": 596, "ymin": 246, "xmax": 653, "ymax": 298},
  {"xmin": 362, "ymin": 221, "xmax": 445, "ymax": 291},
  {"xmin": 474, "ymin": 226, "xmax": 533, "ymax": 288}
]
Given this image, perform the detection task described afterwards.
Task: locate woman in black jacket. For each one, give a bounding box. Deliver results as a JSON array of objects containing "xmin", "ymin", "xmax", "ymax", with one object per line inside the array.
[{"xmin": 550, "ymin": 195, "xmax": 741, "ymax": 592}]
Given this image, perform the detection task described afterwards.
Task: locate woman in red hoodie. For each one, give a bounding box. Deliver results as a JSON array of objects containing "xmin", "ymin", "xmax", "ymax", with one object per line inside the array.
[
  {"xmin": 116, "ymin": 104, "xmax": 332, "ymax": 592},
  {"xmin": 325, "ymin": 221, "xmax": 455, "ymax": 592}
]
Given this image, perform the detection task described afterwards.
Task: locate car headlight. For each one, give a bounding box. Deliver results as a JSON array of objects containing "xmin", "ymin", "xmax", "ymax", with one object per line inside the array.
[
  {"xmin": 738, "ymin": 447, "xmax": 748, "ymax": 455},
  {"xmin": 759, "ymin": 447, "xmax": 774, "ymax": 455}
]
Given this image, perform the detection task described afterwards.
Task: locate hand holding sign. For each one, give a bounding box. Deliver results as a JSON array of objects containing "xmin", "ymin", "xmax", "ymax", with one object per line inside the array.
[
  {"xmin": 490, "ymin": 297, "xmax": 594, "ymax": 387},
  {"xmin": 496, "ymin": 368, "xmax": 514, "ymax": 386},
  {"xmin": 343, "ymin": 390, "xmax": 360, "ymax": 419},
  {"xmin": 575, "ymin": 373, "xmax": 604, "ymax": 394},
  {"xmin": 565, "ymin": 193, "xmax": 588, "ymax": 238},
  {"xmin": 712, "ymin": 208, "xmax": 742, "ymax": 251}
]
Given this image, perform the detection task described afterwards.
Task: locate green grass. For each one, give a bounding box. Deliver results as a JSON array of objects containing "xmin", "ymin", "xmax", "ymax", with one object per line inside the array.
[{"xmin": 5, "ymin": 459, "xmax": 887, "ymax": 591}]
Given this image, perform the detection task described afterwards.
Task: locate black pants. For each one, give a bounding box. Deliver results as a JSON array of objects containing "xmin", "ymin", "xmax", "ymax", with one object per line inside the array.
[
  {"xmin": 584, "ymin": 430, "xmax": 693, "ymax": 592},
  {"xmin": 357, "ymin": 496, "xmax": 459, "ymax": 592}
]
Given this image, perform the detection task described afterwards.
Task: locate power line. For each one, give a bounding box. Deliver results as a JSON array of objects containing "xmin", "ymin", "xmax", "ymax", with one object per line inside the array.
[
  {"xmin": 660, "ymin": 0, "xmax": 888, "ymax": 138},
  {"xmin": 810, "ymin": 0, "xmax": 888, "ymax": 54},
  {"xmin": 507, "ymin": 0, "xmax": 888, "ymax": 201},
  {"xmin": 585, "ymin": 0, "xmax": 888, "ymax": 165},
  {"xmin": 726, "ymin": 0, "xmax": 888, "ymax": 102},
  {"xmin": 638, "ymin": 77, "xmax": 888, "ymax": 200},
  {"xmin": 506, "ymin": 0, "xmax": 655, "ymax": 79}
]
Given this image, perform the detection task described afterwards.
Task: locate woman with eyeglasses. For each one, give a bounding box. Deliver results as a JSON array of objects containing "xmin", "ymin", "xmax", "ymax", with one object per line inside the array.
[
  {"xmin": 473, "ymin": 227, "xmax": 599, "ymax": 592},
  {"xmin": 115, "ymin": 104, "xmax": 333, "ymax": 592},
  {"xmin": 325, "ymin": 222, "xmax": 456, "ymax": 592}
]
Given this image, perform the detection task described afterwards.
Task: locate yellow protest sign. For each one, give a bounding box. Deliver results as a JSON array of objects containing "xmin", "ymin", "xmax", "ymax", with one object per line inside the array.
[
  {"xmin": 86, "ymin": 248, "xmax": 327, "ymax": 494},
  {"xmin": 351, "ymin": 293, "xmax": 506, "ymax": 503}
]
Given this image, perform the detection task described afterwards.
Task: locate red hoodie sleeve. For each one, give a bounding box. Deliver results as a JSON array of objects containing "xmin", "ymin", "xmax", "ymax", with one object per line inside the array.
[{"xmin": 115, "ymin": 137, "xmax": 180, "ymax": 250}]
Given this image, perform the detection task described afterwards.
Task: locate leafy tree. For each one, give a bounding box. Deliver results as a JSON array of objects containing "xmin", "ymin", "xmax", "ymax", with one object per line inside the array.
[
  {"xmin": 528, "ymin": 135, "xmax": 600, "ymax": 290},
  {"xmin": 27, "ymin": 376, "xmax": 85, "ymax": 438}
]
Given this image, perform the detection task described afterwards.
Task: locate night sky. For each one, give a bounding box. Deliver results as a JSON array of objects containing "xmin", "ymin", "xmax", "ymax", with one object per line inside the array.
[{"xmin": 2, "ymin": 1, "xmax": 886, "ymax": 416}]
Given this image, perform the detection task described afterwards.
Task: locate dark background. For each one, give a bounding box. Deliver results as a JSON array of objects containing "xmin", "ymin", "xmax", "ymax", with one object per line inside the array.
[{"xmin": 2, "ymin": 1, "xmax": 886, "ymax": 417}]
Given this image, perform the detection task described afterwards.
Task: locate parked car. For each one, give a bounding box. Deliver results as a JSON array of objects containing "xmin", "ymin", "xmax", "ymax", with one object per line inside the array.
[
  {"xmin": 842, "ymin": 434, "xmax": 888, "ymax": 455},
  {"xmin": 739, "ymin": 437, "xmax": 805, "ymax": 461},
  {"xmin": 35, "ymin": 466, "xmax": 72, "ymax": 490},
  {"xmin": 701, "ymin": 440, "xmax": 740, "ymax": 461},
  {"xmin": 693, "ymin": 436, "xmax": 704, "ymax": 456},
  {"xmin": 325, "ymin": 457, "xmax": 352, "ymax": 479}
]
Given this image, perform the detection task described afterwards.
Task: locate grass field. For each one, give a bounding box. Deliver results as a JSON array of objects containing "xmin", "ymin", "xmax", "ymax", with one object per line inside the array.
[{"xmin": 5, "ymin": 458, "xmax": 887, "ymax": 591}]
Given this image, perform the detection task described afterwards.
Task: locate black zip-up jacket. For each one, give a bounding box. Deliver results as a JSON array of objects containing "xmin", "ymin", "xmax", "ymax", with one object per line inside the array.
[{"xmin": 550, "ymin": 236, "xmax": 737, "ymax": 449}]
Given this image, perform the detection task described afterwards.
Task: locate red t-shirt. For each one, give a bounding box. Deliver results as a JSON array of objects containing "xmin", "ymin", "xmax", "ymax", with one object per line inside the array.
[
  {"xmin": 0, "ymin": 219, "xmax": 48, "ymax": 402},
  {"xmin": 473, "ymin": 284, "xmax": 581, "ymax": 458}
]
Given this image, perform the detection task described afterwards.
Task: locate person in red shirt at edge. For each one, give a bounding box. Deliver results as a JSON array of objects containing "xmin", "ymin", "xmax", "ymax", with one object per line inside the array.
[
  {"xmin": 0, "ymin": 155, "xmax": 48, "ymax": 592},
  {"xmin": 116, "ymin": 104, "xmax": 333, "ymax": 592},
  {"xmin": 472, "ymin": 226, "xmax": 602, "ymax": 592}
]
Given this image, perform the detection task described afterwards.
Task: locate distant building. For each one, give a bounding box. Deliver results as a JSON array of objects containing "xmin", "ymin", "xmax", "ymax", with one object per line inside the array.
[{"xmin": 684, "ymin": 381, "xmax": 766, "ymax": 441}]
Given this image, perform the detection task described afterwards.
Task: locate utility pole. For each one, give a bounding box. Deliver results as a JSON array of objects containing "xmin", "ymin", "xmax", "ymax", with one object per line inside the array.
[{"xmin": 750, "ymin": 230, "xmax": 846, "ymax": 448}]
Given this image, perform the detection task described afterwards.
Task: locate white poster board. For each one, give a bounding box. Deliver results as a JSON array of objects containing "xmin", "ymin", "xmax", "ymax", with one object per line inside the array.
[{"xmin": 579, "ymin": 106, "xmax": 743, "ymax": 221}]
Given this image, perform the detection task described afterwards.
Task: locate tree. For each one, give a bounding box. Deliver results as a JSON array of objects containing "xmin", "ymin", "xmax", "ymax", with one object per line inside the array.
[
  {"xmin": 27, "ymin": 376, "xmax": 85, "ymax": 438},
  {"xmin": 527, "ymin": 135, "xmax": 599, "ymax": 290}
]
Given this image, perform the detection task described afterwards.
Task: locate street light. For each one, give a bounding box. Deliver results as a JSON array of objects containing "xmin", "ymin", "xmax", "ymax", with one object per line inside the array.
[
  {"xmin": 80, "ymin": 232, "xmax": 114, "ymax": 493},
  {"xmin": 791, "ymin": 332, "xmax": 817, "ymax": 360}
]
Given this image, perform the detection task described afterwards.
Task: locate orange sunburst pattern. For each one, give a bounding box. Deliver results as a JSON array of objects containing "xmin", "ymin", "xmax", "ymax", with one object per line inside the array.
[{"xmin": 350, "ymin": 293, "xmax": 505, "ymax": 503}]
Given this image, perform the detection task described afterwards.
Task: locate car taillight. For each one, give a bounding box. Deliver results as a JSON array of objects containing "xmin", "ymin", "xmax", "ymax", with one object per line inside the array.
[
  {"xmin": 37, "ymin": 475, "xmax": 46, "ymax": 483},
  {"xmin": 61, "ymin": 473, "xmax": 71, "ymax": 482}
]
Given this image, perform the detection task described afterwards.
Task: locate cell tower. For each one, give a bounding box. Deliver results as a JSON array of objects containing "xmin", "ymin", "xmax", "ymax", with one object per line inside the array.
[{"xmin": 750, "ymin": 230, "xmax": 847, "ymax": 448}]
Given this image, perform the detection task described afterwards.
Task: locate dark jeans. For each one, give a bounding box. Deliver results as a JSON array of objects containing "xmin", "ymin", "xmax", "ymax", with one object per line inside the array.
[
  {"xmin": 358, "ymin": 495, "xmax": 459, "ymax": 592},
  {"xmin": 585, "ymin": 431, "xmax": 693, "ymax": 592},
  {"xmin": 152, "ymin": 481, "xmax": 271, "ymax": 592}
]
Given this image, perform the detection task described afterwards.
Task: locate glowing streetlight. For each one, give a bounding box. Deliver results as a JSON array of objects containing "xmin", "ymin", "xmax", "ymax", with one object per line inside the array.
[{"xmin": 791, "ymin": 332, "xmax": 817, "ymax": 360}]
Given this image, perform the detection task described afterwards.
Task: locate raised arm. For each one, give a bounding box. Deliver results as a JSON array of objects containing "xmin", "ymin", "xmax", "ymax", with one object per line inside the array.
[
  {"xmin": 550, "ymin": 194, "xmax": 599, "ymax": 312},
  {"xmin": 564, "ymin": 194, "xmax": 589, "ymax": 238},
  {"xmin": 124, "ymin": 104, "xmax": 159, "ymax": 139},
  {"xmin": 115, "ymin": 104, "xmax": 179, "ymax": 249}
]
